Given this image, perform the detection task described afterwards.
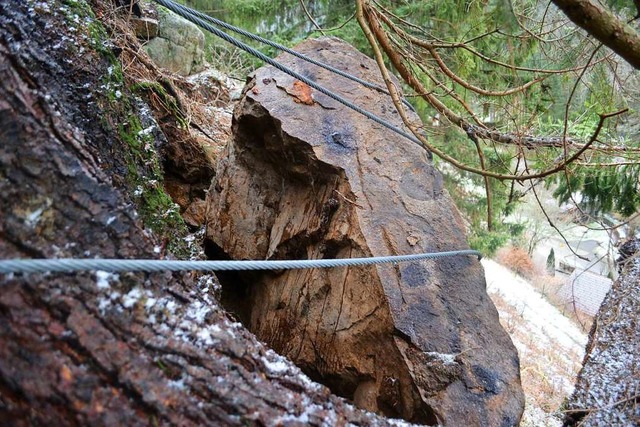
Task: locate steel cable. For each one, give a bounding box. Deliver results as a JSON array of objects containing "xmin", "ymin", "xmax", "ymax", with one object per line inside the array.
[
  {"xmin": 152, "ymin": 0, "xmax": 414, "ymax": 111},
  {"xmin": 151, "ymin": 0, "xmax": 426, "ymax": 149},
  {"xmin": 0, "ymin": 250, "xmax": 481, "ymax": 274},
  {"xmin": 0, "ymin": 2, "xmax": 482, "ymax": 278}
]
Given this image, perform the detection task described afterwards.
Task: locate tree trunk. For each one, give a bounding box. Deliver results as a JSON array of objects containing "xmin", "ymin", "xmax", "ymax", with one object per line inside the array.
[
  {"xmin": 552, "ymin": 0, "xmax": 640, "ymax": 69},
  {"xmin": 0, "ymin": 1, "xmax": 395, "ymax": 425}
]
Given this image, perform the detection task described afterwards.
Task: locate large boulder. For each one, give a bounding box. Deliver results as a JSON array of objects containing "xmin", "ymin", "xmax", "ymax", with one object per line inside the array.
[
  {"xmin": 143, "ymin": 6, "xmax": 206, "ymax": 76},
  {"xmin": 205, "ymin": 37, "xmax": 524, "ymax": 425}
]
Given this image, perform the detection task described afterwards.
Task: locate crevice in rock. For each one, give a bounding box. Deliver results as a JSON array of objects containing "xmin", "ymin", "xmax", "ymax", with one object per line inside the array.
[
  {"xmin": 203, "ymin": 238, "xmax": 252, "ymax": 326},
  {"xmin": 206, "ymin": 231, "xmax": 442, "ymax": 425},
  {"xmin": 205, "ymin": 236, "xmax": 378, "ymax": 418}
]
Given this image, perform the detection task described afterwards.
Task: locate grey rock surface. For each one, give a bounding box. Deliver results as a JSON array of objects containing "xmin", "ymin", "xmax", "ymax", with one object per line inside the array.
[
  {"xmin": 143, "ymin": 7, "xmax": 205, "ymax": 76},
  {"xmin": 565, "ymin": 239, "xmax": 640, "ymax": 426},
  {"xmin": 131, "ymin": 17, "xmax": 158, "ymax": 39}
]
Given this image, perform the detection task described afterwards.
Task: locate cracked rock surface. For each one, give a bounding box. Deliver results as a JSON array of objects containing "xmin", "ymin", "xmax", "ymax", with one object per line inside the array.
[
  {"xmin": 0, "ymin": 3, "xmax": 412, "ymax": 425},
  {"xmin": 205, "ymin": 37, "xmax": 525, "ymax": 425}
]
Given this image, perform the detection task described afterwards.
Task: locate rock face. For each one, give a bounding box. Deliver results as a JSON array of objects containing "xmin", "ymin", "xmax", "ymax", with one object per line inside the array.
[
  {"xmin": 143, "ymin": 6, "xmax": 206, "ymax": 76},
  {"xmin": 131, "ymin": 17, "xmax": 158, "ymax": 40},
  {"xmin": 564, "ymin": 240, "xmax": 640, "ymax": 426},
  {"xmin": 0, "ymin": 2, "xmax": 432, "ymax": 425},
  {"xmin": 205, "ymin": 37, "xmax": 524, "ymax": 425}
]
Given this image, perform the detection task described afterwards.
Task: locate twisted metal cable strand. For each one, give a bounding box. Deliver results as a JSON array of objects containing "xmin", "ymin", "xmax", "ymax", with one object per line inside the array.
[
  {"xmin": 0, "ymin": 4, "xmax": 483, "ymax": 277},
  {"xmin": 151, "ymin": 0, "xmax": 425, "ymax": 149},
  {"xmin": 156, "ymin": 0, "xmax": 415, "ymax": 112},
  {"xmin": 0, "ymin": 250, "xmax": 481, "ymax": 274}
]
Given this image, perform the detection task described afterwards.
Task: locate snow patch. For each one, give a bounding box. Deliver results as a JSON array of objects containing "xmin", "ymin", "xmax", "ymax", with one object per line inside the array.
[
  {"xmin": 483, "ymin": 259, "xmax": 587, "ymax": 351},
  {"xmin": 483, "ymin": 259, "xmax": 587, "ymax": 425},
  {"xmin": 424, "ymin": 351, "xmax": 457, "ymax": 366},
  {"xmin": 25, "ymin": 206, "xmax": 45, "ymax": 227},
  {"xmin": 263, "ymin": 349, "xmax": 292, "ymax": 375},
  {"xmin": 196, "ymin": 328, "xmax": 215, "ymax": 345},
  {"xmin": 96, "ymin": 270, "xmax": 119, "ymax": 289},
  {"xmin": 167, "ymin": 375, "xmax": 187, "ymax": 390},
  {"xmin": 185, "ymin": 300, "xmax": 210, "ymax": 324},
  {"xmin": 122, "ymin": 287, "xmax": 143, "ymax": 308},
  {"xmin": 138, "ymin": 125, "xmax": 154, "ymax": 136},
  {"xmin": 165, "ymin": 299, "xmax": 177, "ymax": 314},
  {"xmin": 97, "ymin": 296, "xmax": 111, "ymax": 313}
]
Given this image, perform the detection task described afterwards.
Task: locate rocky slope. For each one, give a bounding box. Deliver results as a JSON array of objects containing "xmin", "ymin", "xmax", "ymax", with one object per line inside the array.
[{"xmin": 564, "ymin": 240, "xmax": 640, "ymax": 426}]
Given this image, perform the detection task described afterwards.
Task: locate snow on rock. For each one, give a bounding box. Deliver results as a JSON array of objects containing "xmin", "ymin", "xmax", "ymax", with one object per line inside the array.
[
  {"xmin": 95, "ymin": 270, "xmax": 119, "ymax": 289},
  {"xmin": 424, "ymin": 352, "xmax": 458, "ymax": 366},
  {"xmin": 122, "ymin": 287, "xmax": 143, "ymax": 308},
  {"xmin": 564, "ymin": 256, "xmax": 640, "ymax": 426},
  {"xmin": 262, "ymin": 349, "xmax": 294, "ymax": 376}
]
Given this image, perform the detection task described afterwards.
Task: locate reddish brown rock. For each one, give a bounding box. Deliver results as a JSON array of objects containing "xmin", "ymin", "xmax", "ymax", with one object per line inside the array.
[
  {"xmin": 205, "ymin": 37, "xmax": 524, "ymax": 425},
  {"xmin": 0, "ymin": 3, "xmax": 411, "ymax": 425},
  {"xmin": 182, "ymin": 199, "xmax": 207, "ymax": 228}
]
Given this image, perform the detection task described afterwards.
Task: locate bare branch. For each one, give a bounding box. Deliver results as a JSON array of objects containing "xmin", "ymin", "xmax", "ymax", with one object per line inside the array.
[
  {"xmin": 473, "ymin": 139, "xmax": 494, "ymax": 231},
  {"xmin": 298, "ymin": 0, "xmax": 326, "ymax": 35},
  {"xmin": 356, "ymin": 0, "xmax": 630, "ymax": 182},
  {"xmin": 424, "ymin": 42, "xmax": 548, "ymax": 97},
  {"xmin": 526, "ymin": 168, "xmax": 590, "ymax": 262},
  {"xmin": 374, "ymin": 5, "xmax": 611, "ymax": 75}
]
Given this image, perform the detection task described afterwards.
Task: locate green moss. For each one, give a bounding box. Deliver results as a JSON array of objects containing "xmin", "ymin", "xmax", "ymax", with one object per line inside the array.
[
  {"xmin": 61, "ymin": 0, "xmax": 94, "ymax": 15},
  {"xmin": 117, "ymin": 113, "xmax": 191, "ymax": 258},
  {"xmin": 70, "ymin": 0, "xmax": 192, "ymax": 258},
  {"xmin": 131, "ymin": 81, "xmax": 189, "ymax": 128}
]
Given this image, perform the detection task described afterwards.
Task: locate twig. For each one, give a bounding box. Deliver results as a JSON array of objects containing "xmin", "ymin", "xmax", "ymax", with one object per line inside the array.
[
  {"xmin": 356, "ymin": 0, "xmax": 627, "ymax": 182},
  {"xmin": 523, "ymin": 157, "xmax": 590, "ymax": 262},
  {"xmin": 298, "ymin": 0, "xmax": 326, "ymax": 36},
  {"xmin": 333, "ymin": 190, "xmax": 364, "ymax": 209},
  {"xmin": 472, "ymin": 139, "xmax": 493, "ymax": 231},
  {"xmin": 563, "ymin": 393, "xmax": 640, "ymax": 414},
  {"xmin": 311, "ymin": 12, "xmax": 356, "ymax": 32},
  {"xmin": 561, "ymin": 44, "xmax": 604, "ymax": 162}
]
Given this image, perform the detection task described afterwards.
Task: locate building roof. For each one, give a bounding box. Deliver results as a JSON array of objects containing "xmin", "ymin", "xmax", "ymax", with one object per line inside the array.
[{"xmin": 558, "ymin": 269, "xmax": 613, "ymax": 316}]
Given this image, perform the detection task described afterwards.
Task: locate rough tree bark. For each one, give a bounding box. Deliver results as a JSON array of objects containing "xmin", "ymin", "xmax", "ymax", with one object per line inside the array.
[
  {"xmin": 551, "ymin": 0, "xmax": 640, "ymax": 69},
  {"xmin": 0, "ymin": 1, "xmax": 400, "ymax": 425}
]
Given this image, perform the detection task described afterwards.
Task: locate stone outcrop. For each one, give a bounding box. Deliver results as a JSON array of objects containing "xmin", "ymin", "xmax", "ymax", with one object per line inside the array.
[
  {"xmin": 564, "ymin": 239, "xmax": 640, "ymax": 426},
  {"xmin": 205, "ymin": 37, "xmax": 524, "ymax": 425},
  {"xmin": 134, "ymin": 67, "xmax": 233, "ymax": 228},
  {"xmin": 143, "ymin": 6, "xmax": 206, "ymax": 76},
  {"xmin": 131, "ymin": 17, "xmax": 158, "ymax": 40}
]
